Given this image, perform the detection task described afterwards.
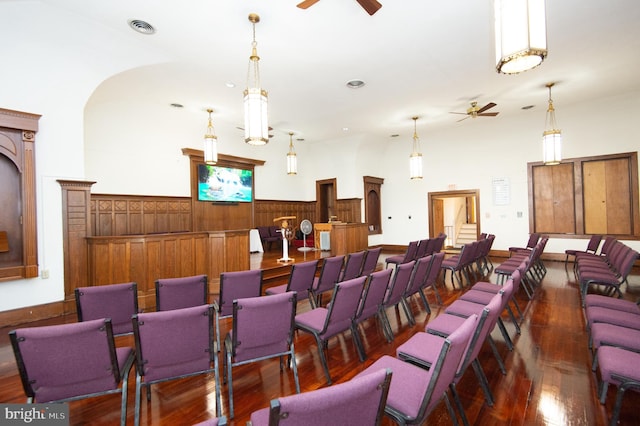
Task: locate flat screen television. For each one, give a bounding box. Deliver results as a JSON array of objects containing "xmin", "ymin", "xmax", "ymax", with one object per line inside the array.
[{"xmin": 197, "ymin": 164, "xmax": 253, "ymax": 203}]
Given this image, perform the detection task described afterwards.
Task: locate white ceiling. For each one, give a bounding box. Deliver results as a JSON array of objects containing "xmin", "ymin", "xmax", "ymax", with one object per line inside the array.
[{"xmin": 41, "ymin": 0, "xmax": 640, "ymax": 144}]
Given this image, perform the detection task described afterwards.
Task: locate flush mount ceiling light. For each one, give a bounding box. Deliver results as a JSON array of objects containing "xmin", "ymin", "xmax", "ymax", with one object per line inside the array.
[
  {"xmin": 409, "ymin": 116, "xmax": 423, "ymax": 180},
  {"xmin": 542, "ymin": 82, "xmax": 562, "ymax": 165},
  {"xmin": 243, "ymin": 13, "xmax": 269, "ymax": 146},
  {"xmin": 346, "ymin": 79, "xmax": 366, "ymax": 89},
  {"xmin": 286, "ymin": 132, "xmax": 297, "ymax": 175},
  {"xmin": 494, "ymin": 0, "xmax": 547, "ymax": 74},
  {"xmin": 128, "ymin": 19, "xmax": 156, "ymax": 35},
  {"xmin": 203, "ymin": 109, "xmax": 218, "ymax": 165}
]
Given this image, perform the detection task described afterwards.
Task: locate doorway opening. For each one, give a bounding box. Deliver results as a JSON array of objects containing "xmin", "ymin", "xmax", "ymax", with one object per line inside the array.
[
  {"xmin": 316, "ymin": 178, "xmax": 337, "ymax": 223},
  {"xmin": 428, "ymin": 189, "xmax": 480, "ymax": 248}
]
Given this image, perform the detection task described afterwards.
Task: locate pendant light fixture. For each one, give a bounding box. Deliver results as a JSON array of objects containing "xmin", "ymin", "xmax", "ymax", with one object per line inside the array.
[
  {"xmin": 286, "ymin": 132, "xmax": 298, "ymax": 175},
  {"xmin": 203, "ymin": 108, "xmax": 218, "ymax": 164},
  {"xmin": 494, "ymin": 0, "xmax": 547, "ymax": 74},
  {"xmin": 542, "ymin": 82, "xmax": 562, "ymax": 165},
  {"xmin": 243, "ymin": 13, "xmax": 269, "ymax": 145},
  {"xmin": 409, "ymin": 116, "xmax": 423, "ymax": 180}
]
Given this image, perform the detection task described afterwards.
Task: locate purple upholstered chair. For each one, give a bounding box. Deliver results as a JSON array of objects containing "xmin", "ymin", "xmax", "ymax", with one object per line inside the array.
[
  {"xmin": 10, "ymin": 318, "xmax": 135, "ymax": 426},
  {"xmin": 354, "ymin": 314, "xmax": 477, "ymax": 425},
  {"xmin": 214, "ymin": 269, "xmax": 263, "ymax": 348},
  {"xmin": 353, "ymin": 268, "xmax": 394, "ymax": 351},
  {"xmin": 225, "ymin": 292, "xmax": 300, "ymax": 419},
  {"xmin": 564, "ymin": 234, "xmax": 602, "ymax": 270},
  {"xmin": 309, "ymin": 255, "xmax": 344, "ymax": 307},
  {"xmin": 248, "ymin": 368, "xmax": 392, "ymax": 426},
  {"xmin": 401, "ymin": 255, "xmax": 434, "ymax": 321},
  {"xmin": 340, "ymin": 250, "xmax": 366, "ymax": 281},
  {"xmin": 596, "ymin": 346, "xmax": 640, "ymax": 425},
  {"xmin": 590, "ymin": 322, "xmax": 640, "ymax": 372},
  {"xmin": 132, "ymin": 304, "xmax": 220, "ymax": 426},
  {"xmin": 360, "ymin": 246, "xmax": 383, "ymax": 276},
  {"xmin": 440, "ymin": 243, "xmax": 476, "ymax": 289},
  {"xmin": 414, "ymin": 238, "xmax": 431, "ymax": 260},
  {"xmin": 508, "ymin": 232, "xmax": 540, "ymax": 256},
  {"xmin": 266, "ymin": 259, "xmax": 319, "ymax": 304},
  {"xmin": 155, "ymin": 274, "xmax": 208, "ymax": 311},
  {"xmin": 385, "ymin": 240, "xmax": 419, "ymax": 269},
  {"xmin": 399, "ymin": 292, "xmax": 504, "ymax": 426},
  {"xmin": 422, "ymin": 252, "xmax": 446, "ymax": 305},
  {"xmin": 75, "ymin": 281, "xmax": 139, "ymax": 335},
  {"xmin": 380, "ymin": 260, "xmax": 416, "ymax": 341},
  {"xmin": 295, "ymin": 276, "xmax": 367, "ymax": 384}
]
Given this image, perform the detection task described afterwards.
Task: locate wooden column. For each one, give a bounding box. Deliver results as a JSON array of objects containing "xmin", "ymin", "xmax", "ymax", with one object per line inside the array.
[{"xmin": 58, "ymin": 180, "xmax": 95, "ymax": 311}]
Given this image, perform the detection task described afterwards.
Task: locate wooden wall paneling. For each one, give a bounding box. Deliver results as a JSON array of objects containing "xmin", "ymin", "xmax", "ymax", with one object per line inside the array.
[{"xmin": 129, "ymin": 200, "xmax": 143, "ymax": 234}]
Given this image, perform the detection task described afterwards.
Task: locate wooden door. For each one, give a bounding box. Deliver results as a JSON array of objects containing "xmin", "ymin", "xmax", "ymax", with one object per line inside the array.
[
  {"xmin": 583, "ymin": 158, "xmax": 631, "ymax": 234},
  {"xmin": 533, "ymin": 163, "xmax": 575, "ymax": 234}
]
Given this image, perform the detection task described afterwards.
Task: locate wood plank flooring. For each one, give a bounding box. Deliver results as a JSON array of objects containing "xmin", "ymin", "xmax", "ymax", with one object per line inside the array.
[{"xmin": 1, "ymin": 249, "xmax": 639, "ymax": 425}]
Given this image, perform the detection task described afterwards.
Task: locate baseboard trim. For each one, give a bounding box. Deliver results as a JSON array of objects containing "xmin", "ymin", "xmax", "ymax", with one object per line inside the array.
[{"xmin": 0, "ymin": 301, "xmax": 67, "ymax": 328}]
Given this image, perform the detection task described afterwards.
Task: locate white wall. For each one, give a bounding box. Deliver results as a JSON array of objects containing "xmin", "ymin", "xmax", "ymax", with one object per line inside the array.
[{"xmin": 1, "ymin": 3, "xmax": 638, "ymax": 313}]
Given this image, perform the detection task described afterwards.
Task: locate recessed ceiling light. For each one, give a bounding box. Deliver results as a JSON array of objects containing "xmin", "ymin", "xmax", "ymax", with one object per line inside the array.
[
  {"xmin": 128, "ymin": 19, "xmax": 156, "ymax": 35},
  {"xmin": 169, "ymin": 103, "xmax": 184, "ymax": 108},
  {"xmin": 225, "ymin": 82, "xmax": 236, "ymax": 88},
  {"xmin": 346, "ymin": 79, "xmax": 365, "ymax": 89},
  {"xmin": 342, "ymin": 127, "xmax": 349, "ymax": 131}
]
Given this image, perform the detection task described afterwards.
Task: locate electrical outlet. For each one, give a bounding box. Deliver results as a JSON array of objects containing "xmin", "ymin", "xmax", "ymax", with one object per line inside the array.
[{"xmin": 41, "ymin": 269, "xmax": 50, "ymax": 279}]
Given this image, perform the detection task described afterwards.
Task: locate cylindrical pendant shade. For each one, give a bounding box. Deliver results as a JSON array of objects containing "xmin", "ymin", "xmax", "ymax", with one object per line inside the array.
[
  {"xmin": 494, "ymin": 0, "xmax": 547, "ymax": 74},
  {"xmin": 244, "ymin": 88, "xmax": 269, "ymax": 145}
]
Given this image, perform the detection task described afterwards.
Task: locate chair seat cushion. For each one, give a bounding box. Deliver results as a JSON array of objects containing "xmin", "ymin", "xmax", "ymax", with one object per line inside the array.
[
  {"xmin": 396, "ymin": 331, "xmax": 446, "ymax": 368},
  {"xmin": 597, "ymin": 346, "xmax": 640, "ymax": 384},
  {"xmin": 445, "ymin": 300, "xmax": 484, "ymax": 318},
  {"xmin": 591, "ymin": 323, "xmax": 640, "ymax": 351},
  {"xmin": 265, "ymin": 284, "xmax": 287, "ymax": 295},
  {"xmin": 471, "ymin": 281, "xmax": 501, "ymax": 294},
  {"xmin": 459, "ymin": 290, "xmax": 495, "ymax": 305},
  {"xmin": 295, "ymin": 308, "xmax": 328, "ymax": 332},
  {"xmin": 586, "ymin": 306, "xmax": 640, "ymax": 330},
  {"xmin": 355, "ymin": 355, "xmax": 430, "ymax": 420},
  {"xmin": 584, "ymin": 295, "xmax": 640, "ymax": 314}
]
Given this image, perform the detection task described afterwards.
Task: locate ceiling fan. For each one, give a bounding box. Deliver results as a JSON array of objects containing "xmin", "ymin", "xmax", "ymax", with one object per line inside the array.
[
  {"xmin": 450, "ymin": 101, "xmax": 499, "ymax": 122},
  {"xmin": 297, "ymin": 0, "xmax": 382, "ymax": 16}
]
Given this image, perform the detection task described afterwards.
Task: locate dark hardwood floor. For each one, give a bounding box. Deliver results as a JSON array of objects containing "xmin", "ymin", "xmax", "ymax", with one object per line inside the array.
[{"xmin": 1, "ymin": 248, "xmax": 639, "ymax": 425}]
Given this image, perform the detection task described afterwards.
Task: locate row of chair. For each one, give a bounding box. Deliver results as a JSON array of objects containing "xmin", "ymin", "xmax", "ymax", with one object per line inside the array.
[
  {"xmin": 575, "ymin": 237, "xmax": 639, "ymax": 306},
  {"xmin": 242, "ymin": 268, "xmax": 524, "ymax": 426},
  {"xmin": 384, "ymin": 233, "xmax": 446, "ymax": 269},
  {"xmin": 583, "ymin": 294, "xmax": 640, "ymax": 425},
  {"xmin": 440, "ymin": 234, "xmax": 495, "ymax": 289}
]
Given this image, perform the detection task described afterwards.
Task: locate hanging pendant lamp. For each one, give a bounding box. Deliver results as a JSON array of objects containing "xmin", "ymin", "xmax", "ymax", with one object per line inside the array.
[{"xmin": 243, "ymin": 13, "xmax": 269, "ymax": 145}]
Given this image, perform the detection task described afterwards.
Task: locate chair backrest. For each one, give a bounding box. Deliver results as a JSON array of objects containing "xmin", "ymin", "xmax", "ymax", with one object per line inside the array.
[
  {"xmin": 384, "ymin": 260, "xmax": 416, "ymax": 307},
  {"xmin": 218, "ymin": 269, "xmax": 263, "ymax": 317},
  {"xmin": 414, "ymin": 239, "xmax": 431, "ymax": 259},
  {"xmin": 586, "ymin": 234, "xmax": 603, "ymax": 253},
  {"xmin": 340, "ymin": 251, "xmax": 366, "ymax": 281},
  {"xmin": 403, "ymin": 255, "xmax": 433, "ymax": 297},
  {"xmin": 402, "ymin": 240, "xmax": 420, "ymax": 263},
  {"xmin": 10, "ymin": 318, "xmax": 122, "ymax": 402},
  {"xmin": 356, "ymin": 268, "xmax": 393, "ymax": 323},
  {"xmin": 286, "ymin": 260, "xmax": 319, "ymax": 300},
  {"xmin": 133, "ymin": 304, "xmax": 214, "ymax": 383},
  {"xmin": 266, "ymin": 367, "xmax": 392, "ymax": 425},
  {"xmin": 423, "ymin": 252, "xmax": 445, "ymax": 288},
  {"xmin": 433, "ymin": 233, "xmax": 447, "ymax": 253},
  {"xmin": 231, "ymin": 292, "xmax": 297, "ymax": 363},
  {"xmin": 155, "ymin": 274, "xmax": 208, "ymax": 311},
  {"xmin": 320, "ymin": 276, "xmax": 367, "ymax": 338},
  {"xmin": 526, "ymin": 233, "xmax": 540, "ymax": 249},
  {"xmin": 75, "ymin": 282, "xmax": 139, "ymax": 335},
  {"xmin": 422, "ymin": 314, "xmax": 477, "ymax": 417},
  {"xmin": 360, "ymin": 247, "xmax": 383, "ymax": 276},
  {"xmin": 599, "ymin": 236, "xmax": 616, "ymax": 257},
  {"xmin": 312, "ymin": 255, "xmax": 345, "ymax": 297}
]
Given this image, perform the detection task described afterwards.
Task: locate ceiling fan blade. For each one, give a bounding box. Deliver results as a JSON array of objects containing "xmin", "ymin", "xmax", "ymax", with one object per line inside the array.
[
  {"xmin": 356, "ymin": 0, "xmax": 382, "ymax": 15},
  {"xmin": 477, "ymin": 112, "xmax": 499, "ymax": 117},
  {"xmin": 297, "ymin": 0, "xmax": 321, "ymax": 9},
  {"xmin": 449, "ymin": 112, "xmax": 468, "ymax": 115},
  {"xmin": 477, "ymin": 102, "xmax": 497, "ymax": 114},
  {"xmin": 456, "ymin": 116, "xmax": 470, "ymax": 122}
]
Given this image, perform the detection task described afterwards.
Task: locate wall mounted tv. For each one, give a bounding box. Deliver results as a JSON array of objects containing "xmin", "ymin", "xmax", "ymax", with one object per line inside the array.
[{"xmin": 197, "ymin": 164, "xmax": 253, "ymax": 203}]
